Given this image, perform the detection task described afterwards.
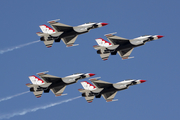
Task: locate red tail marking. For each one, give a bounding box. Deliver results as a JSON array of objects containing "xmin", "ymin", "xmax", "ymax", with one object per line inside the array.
[
  {"xmin": 30, "ymin": 75, "xmax": 44, "ymax": 83},
  {"xmin": 96, "ymin": 38, "xmax": 112, "ymax": 45},
  {"xmin": 39, "ymin": 24, "xmax": 55, "ymax": 32},
  {"xmin": 82, "ymin": 81, "xmax": 96, "ymax": 89}
]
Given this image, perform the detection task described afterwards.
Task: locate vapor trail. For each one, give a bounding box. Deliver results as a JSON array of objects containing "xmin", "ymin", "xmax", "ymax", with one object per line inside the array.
[
  {"xmin": 0, "ymin": 40, "xmax": 40, "ymax": 54},
  {"xmin": 0, "ymin": 96, "xmax": 81, "ymax": 119},
  {"xmin": 0, "ymin": 91, "xmax": 30, "ymax": 102}
]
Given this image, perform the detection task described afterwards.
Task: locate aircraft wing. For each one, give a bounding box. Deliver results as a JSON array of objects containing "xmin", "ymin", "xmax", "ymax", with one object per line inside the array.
[
  {"xmin": 90, "ymin": 79, "xmax": 112, "ymax": 88},
  {"xmin": 118, "ymin": 48, "xmax": 134, "ymax": 60},
  {"xmin": 62, "ymin": 35, "xmax": 78, "ymax": 47},
  {"xmin": 48, "ymin": 19, "xmax": 72, "ymax": 32},
  {"xmin": 102, "ymin": 91, "xmax": 118, "ymax": 102},
  {"xmin": 37, "ymin": 72, "xmax": 62, "ymax": 83},
  {"xmin": 33, "ymin": 91, "xmax": 43, "ymax": 98},
  {"xmin": 105, "ymin": 33, "xmax": 129, "ymax": 45},
  {"xmin": 51, "ymin": 86, "xmax": 66, "ymax": 97}
]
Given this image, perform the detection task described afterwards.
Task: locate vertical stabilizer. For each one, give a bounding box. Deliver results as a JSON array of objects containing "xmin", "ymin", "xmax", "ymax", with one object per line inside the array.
[
  {"xmin": 39, "ymin": 25, "xmax": 55, "ymax": 34},
  {"xmin": 95, "ymin": 38, "xmax": 112, "ymax": 47},
  {"xmin": 81, "ymin": 81, "xmax": 96, "ymax": 90},
  {"xmin": 29, "ymin": 75, "xmax": 45, "ymax": 85}
]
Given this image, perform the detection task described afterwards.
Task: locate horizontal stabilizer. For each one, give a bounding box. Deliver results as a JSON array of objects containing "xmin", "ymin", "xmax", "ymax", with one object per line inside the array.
[
  {"xmin": 85, "ymin": 96, "xmax": 95, "ymax": 103},
  {"xmin": 36, "ymin": 32, "xmax": 45, "ymax": 37},
  {"xmin": 78, "ymin": 88, "xmax": 90, "ymax": 93},
  {"xmin": 33, "ymin": 91, "xmax": 43, "ymax": 98},
  {"xmin": 26, "ymin": 83, "xmax": 37, "ymax": 88},
  {"xmin": 100, "ymin": 53, "xmax": 110, "ymax": 61},
  {"xmin": 44, "ymin": 40, "xmax": 54, "ymax": 48},
  {"xmin": 93, "ymin": 45, "xmax": 102, "ymax": 50}
]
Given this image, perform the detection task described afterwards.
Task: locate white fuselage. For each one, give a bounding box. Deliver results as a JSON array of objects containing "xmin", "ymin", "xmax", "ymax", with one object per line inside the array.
[
  {"xmin": 73, "ymin": 22, "xmax": 104, "ymax": 33},
  {"xmin": 130, "ymin": 35, "xmax": 159, "ymax": 45},
  {"xmin": 62, "ymin": 73, "xmax": 92, "ymax": 84}
]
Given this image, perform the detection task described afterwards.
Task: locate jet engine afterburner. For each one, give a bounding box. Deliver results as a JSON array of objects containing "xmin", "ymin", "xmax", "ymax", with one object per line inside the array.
[
  {"xmin": 97, "ymin": 50, "xmax": 102, "ymax": 54},
  {"xmin": 81, "ymin": 92, "xmax": 94, "ymax": 97},
  {"xmin": 30, "ymin": 87, "xmax": 34, "ymax": 92},
  {"xmin": 40, "ymin": 37, "xmax": 45, "ymax": 41}
]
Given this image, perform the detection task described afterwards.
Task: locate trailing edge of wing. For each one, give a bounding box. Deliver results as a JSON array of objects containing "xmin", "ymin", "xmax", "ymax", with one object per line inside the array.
[
  {"xmin": 118, "ymin": 48, "xmax": 134, "ymax": 60},
  {"xmin": 62, "ymin": 35, "xmax": 78, "ymax": 47},
  {"xmin": 102, "ymin": 91, "xmax": 118, "ymax": 102},
  {"xmin": 51, "ymin": 86, "xmax": 66, "ymax": 97}
]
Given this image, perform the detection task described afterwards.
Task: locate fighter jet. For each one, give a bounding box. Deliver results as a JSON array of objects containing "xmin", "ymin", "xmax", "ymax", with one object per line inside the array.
[
  {"xmin": 36, "ymin": 19, "xmax": 108, "ymax": 48},
  {"xmin": 93, "ymin": 32, "xmax": 164, "ymax": 60},
  {"xmin": 78, "ymin": 77, "xmax": 146, "ymax": 103},
  {"xmin": 26, "ymin": 71, "xmax": 95, "ymax": 98}
]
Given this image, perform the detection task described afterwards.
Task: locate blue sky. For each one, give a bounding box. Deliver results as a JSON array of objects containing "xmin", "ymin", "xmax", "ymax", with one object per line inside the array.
[{"xmin": 0, "ymin": 0, "xmax": 179, "ymax": 119}]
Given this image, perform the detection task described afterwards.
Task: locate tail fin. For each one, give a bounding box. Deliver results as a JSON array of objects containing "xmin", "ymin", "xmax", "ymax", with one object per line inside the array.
[
  {"xmin": 95, "ymin": 38, "xmax": 112, "ymax": 47},
  {"xmin": 39, "ymin": 25, "xmax": 55, "ymax": 34},
  {"xmin": 81, "ymin": 81, "xmax": 96, "ymax": 90},
  {"xmin": 29, "ymin": 75, "xmax": 45, "ymax": 85}
]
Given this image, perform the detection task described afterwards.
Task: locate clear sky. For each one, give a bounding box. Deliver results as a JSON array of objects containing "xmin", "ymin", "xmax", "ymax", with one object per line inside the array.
[{"xmin": 0, "ymin": 0, "xmax": 179, "ymax": 120}]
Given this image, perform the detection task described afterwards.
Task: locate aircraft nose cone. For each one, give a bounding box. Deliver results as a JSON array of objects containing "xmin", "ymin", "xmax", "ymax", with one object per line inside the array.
[
  {"xmin": 140, "ymin": 80, "xmax": 146, "ymax": 83},
  {"xmin": 157, "ymin": 35, "xmax": 164, "ymax": 39},
  {"xmin": 101, "ymin": 23, "xmax": 108, "ymax": 26},
  {"xmin": 89, "ymin": 73, "xmax": 96, "ymax": 77}
]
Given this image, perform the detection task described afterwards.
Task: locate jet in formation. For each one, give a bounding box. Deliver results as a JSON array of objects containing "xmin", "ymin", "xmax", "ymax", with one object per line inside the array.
[
  {"xmin": 78, "ymin": 77, "xmax": 146, "ymax": 103},
  {"xmin": 26, "ymin": 71, "xmax": 95, "ymax": 98},
  {"xmin": 36, "ymin": 19, "xmax": 108, "ymax": 48},
  {"xmin": 93, "ymin": 32, "xmax": 164, "ymax": 60}
]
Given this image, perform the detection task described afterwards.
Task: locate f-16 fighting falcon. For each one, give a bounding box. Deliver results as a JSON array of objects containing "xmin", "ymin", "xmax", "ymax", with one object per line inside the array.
[
  {"xmin": 26, "ymin": 71, "xmax": 95, "ymax": 98},
  {"xmin": 36, "ymin": 19, "xmax": 108, "ymax": 48},
  {"xmin": 93, "ymin": 32, "xmax": 164, "ymax": 60},
  {"xmin": 78, "ymin": 77, "xmax": 146, "ymax": 103}
]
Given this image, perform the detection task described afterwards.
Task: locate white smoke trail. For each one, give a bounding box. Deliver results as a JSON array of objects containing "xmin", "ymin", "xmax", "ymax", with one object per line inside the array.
[
  {"xmin": 0, "ymin": 40, "xmax": 40, "ymax": 54},
  {"xmin": 0, "ymin": 91, "xmax": 30, "ymax": 102},
  {"xmin": 0, "ymin": 96, "xmax": 81, "ymax": 119}
]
